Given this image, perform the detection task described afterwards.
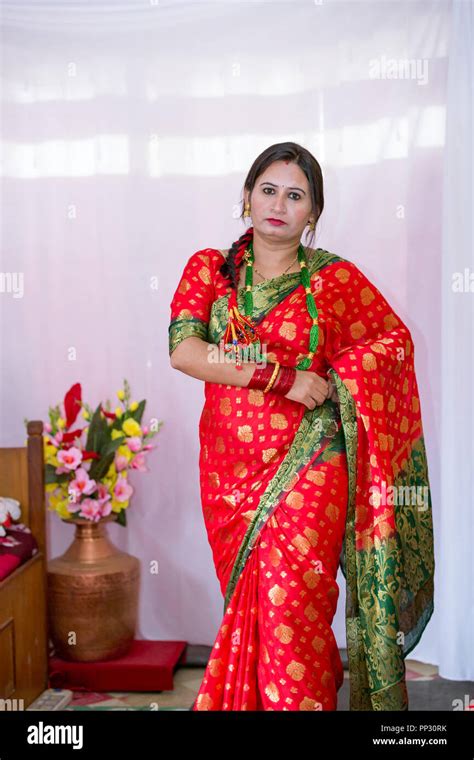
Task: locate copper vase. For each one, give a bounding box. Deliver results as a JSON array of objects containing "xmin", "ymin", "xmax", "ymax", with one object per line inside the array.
[{"xmin": 47, "ymin": 514, "xmax": 140, "ymax": 662}]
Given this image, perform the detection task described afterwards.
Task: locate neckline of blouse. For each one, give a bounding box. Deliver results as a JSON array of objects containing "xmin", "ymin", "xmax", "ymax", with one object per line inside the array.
[{"xmin": 215, "ymin": 247, "xmax": 320, "ymax": 291}]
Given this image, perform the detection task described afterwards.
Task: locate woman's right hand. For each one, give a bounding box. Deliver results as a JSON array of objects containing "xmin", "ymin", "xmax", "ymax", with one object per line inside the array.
[{"xmin": 284, "ymin": 370, "xmax": 331, "ymax": 410}]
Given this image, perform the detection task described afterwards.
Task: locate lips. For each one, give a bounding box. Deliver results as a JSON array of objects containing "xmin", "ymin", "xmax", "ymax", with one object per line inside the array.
[{"xmin": 266, "ymin": 218, "xmax": 286, "ymax": 226}]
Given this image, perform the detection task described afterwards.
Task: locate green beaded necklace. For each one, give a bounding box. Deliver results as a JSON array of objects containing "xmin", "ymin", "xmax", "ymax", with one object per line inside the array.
[{"xmin": 241, "ymin": 241, "xmax": 319, "ymax": 371}]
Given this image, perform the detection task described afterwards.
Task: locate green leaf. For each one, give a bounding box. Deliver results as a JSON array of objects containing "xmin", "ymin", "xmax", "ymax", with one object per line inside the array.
[
  {"xmin": 88, "ymin": 435, "xmax": 124, "ymax": 481},
  {"xmin": 130, "ymin": 400, "xmax": 146, "ymax": 424},
  {"xmin": 89, "ymin": 450, "xmax": 115, "ymax": 482},
  {"xmin": 44, "ymin": 465, "xmax": 69, "ymax": 485},
  {"xmin": 85, "ymin": 404, "xmax": 108, "ymax": 454}
]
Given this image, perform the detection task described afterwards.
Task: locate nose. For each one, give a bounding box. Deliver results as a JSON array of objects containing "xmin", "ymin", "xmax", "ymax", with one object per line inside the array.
[{"xmin": 270, "ymin": 191, "xmax": 286, "ymax": 215}]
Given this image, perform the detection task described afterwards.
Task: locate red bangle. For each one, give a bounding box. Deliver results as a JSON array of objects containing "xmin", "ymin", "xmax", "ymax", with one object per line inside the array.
[
  {"xmin": 272, "ymin": 366, "xmax": 297, "ymax": 395},
  {"xmin": 246, "ymin": 362, "xmax": 276, "ymax": 391},
  {"xmin": 247, "ymin": 363, "xmax": 297, "ymax": 396}
]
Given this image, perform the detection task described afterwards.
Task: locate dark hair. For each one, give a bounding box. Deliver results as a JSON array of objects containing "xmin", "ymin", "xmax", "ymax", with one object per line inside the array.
[{"xmin": 219, "ymin": 141, "xmax": 324, "ymax": 291}]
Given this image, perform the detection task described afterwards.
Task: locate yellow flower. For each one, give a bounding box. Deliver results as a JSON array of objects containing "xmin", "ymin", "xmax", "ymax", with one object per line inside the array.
[
  {"xmin": 117, "ymin": 390, "xmax": 125, "ymax": 401},
  {"xmin": 111, "ymin": 429, "xmax": 125, "ymax": 440},
  {"xmin": 115, "ymin": 407, "xmax": 123, "ymax": 418},
  {"xmin": 44, "ymin": 445, "xmax": 59, "ymax": 467},
  {"xmin": 111, "ymin": 499, "xmax": 129, "ymax": 513},
  {"xmin": 57, "ymin": 503, "xmax": 73, "ymax": 519},
  {"xmin": 129, "ymin": 401, "xmax": 138, "ymax": 411},
  {"xmin": 83, "ymin": 410, "xmax": 90, "ymax": 421},
  {"xmin": 49, "ymin": 490, "xmax": 71, "ymax": 518},
  {"xmin": 122, "ymin": 418, "xmax": 141, "ymax": 437},
  {"xmin": 117, "ymin": 444, "xmax": 133, "ymax": 462},
  {"xmin": 105, "ymin": 462, "xmax": 118, "ymax": 479},
  {"xmin": 57, "ymin": 418, "xmax": 66, "ymax": 429}
]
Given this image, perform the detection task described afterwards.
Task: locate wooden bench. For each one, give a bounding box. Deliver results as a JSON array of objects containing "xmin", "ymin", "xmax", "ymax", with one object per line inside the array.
[{"xmin": 0, "ymin": 420, "xmax": 48, "ymax": 708}]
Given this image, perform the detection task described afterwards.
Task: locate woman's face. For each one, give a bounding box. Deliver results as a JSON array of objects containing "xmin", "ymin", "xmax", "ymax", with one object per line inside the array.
[{"xmin": 245, "ymin": 160, "xmax": 314, "ymax": 241}]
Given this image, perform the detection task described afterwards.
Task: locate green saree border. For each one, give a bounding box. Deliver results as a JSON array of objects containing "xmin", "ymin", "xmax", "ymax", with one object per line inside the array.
[
  {"xmin": 169, "ymin": 316, "xmax": 208, "ymax": 356},
  {"xmin": 328, "ymin": 369, "xmax": 434, "ymax": 711}
]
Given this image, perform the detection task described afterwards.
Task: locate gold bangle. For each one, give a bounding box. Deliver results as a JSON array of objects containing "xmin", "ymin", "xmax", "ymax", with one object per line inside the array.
[{"xmin": 263, "ymin": 361, "xmax": 280, "ymax": 393}]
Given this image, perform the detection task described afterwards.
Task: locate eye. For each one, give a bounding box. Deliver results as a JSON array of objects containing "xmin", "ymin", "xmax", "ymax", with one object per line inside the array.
[{"xmin": 262, "ymin": 187, "xmax": 301, "ymax": 201}]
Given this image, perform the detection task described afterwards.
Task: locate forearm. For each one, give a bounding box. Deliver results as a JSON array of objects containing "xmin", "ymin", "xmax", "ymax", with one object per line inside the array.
[{"xmin": 170, "ymin": 337, "xmax": 258, "ymax": 387}]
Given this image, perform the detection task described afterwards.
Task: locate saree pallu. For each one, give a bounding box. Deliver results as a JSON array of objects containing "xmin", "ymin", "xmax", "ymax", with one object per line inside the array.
[{"xmin": 168, "ymin": 247, "xmax": 435, "ymax": 711}]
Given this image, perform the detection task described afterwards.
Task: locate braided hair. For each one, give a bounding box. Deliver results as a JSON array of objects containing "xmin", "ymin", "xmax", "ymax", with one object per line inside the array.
[{"xmin": 218, "ymin": 227, "xmax": 254, "ymax": 292}]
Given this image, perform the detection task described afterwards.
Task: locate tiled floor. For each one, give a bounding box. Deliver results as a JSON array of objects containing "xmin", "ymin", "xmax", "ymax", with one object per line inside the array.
[{"xmin": 63, "ymin": 650, "xmax": 447, "ymax": 711}]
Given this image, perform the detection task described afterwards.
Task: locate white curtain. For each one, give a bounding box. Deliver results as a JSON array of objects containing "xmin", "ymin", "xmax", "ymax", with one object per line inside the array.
[
  {"xmin": 438, "ymin": 0, "xmax": 473, "ymax": 681},
  {"xmin": 1, "ymin": 0, "xmax": 471, "ymax": 679}
]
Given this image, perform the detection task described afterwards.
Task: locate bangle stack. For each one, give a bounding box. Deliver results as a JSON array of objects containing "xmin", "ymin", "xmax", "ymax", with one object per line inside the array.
[
  {"xmin": 272, "ymin": 364, "xmax": 297, "ymax": 395},
  {"xmin": 247, "ymin": 361, "xmax": 297, "ymax": 396}
]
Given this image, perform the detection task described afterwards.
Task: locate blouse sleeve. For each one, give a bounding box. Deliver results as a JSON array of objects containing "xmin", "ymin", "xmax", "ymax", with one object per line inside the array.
[{"xmin": 168, "ymin": 249, "xmax": 217, "ymax": 357}]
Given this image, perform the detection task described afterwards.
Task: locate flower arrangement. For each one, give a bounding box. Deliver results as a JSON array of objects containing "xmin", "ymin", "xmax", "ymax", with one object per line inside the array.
[{"xmin": 28, "ymin": 380, "xmax": 162, "ymax": 526}]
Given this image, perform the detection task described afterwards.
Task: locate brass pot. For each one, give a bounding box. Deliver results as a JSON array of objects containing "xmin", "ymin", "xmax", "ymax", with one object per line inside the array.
[{"xmin": 47, "ymin": 514, "xmax": 140, "ymax": 662}]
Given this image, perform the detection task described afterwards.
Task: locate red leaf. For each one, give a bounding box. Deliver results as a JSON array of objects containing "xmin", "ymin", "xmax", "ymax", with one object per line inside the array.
[
  {"xmin": 64, "ymin": 383, "xmax": 82, "ymax": 428},
  {"xmin": 98, "ymin": 403, "xmax": 116, "ymax": 421},
  {"xmin": 82, "ymin": 451, "xmax": 100, "ymax": 461},
  {"xmin": 61, "ymin": 428, "xmax": 84, "ymax": 444}
]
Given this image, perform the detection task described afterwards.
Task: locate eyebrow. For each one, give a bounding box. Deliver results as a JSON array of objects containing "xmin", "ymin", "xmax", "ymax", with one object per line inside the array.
[{"xmin": 259, "ymin": 181, "xmax": 306, "ymax": 195}]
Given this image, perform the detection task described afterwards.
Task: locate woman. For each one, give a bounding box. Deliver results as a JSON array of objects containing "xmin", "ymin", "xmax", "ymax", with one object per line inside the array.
[{"xmin": 168, "ymin": 142, "xmax": 434, "ymax": 711}]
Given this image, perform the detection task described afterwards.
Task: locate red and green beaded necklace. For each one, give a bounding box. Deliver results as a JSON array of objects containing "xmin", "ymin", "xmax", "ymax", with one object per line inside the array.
[{"xmin": 223, "ymin": 239, "xmax": 319, "ymax": 370}]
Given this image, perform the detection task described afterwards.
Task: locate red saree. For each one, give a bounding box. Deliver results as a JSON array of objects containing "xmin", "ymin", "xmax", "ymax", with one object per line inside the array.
[{"xmin": 168, "ymin": 243, "xmax": 435, "ymax": 711}]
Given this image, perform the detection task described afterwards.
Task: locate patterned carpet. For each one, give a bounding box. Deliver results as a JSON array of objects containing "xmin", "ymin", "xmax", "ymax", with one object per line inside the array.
[{"xmin": 64, "ymin": 655, "xmax": 442, "ymax": 711}]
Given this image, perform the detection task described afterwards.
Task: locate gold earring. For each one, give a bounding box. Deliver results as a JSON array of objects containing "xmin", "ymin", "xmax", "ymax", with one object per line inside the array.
[
  {"xmin": 243, "ymin": 202, "xmax": 251, "ymax": 218},
  {"xmin": 308, "ymin": 218, "xmax": 315, "ymax": 231}
]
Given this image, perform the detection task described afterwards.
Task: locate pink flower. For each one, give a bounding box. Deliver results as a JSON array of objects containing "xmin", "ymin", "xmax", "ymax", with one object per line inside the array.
[
  {"xmin": 67, "ymin": 499, "xmax": 81, "ymax": 514},
  {"xmin": 142, "ymin": 444, "xmax": 155, "ymax": 452},
  {"xmin": 130, "ymin": 452, "xmax": 147, "ymax": 472},
  {"xmin": 113, "ymin": 476, "xmax": 133, "ymax": 502},
  {"xmin": 126, "ymin": 436, "xmax": 142, "ymax": 453},
  {"xmin": 69, "ymin": 467, "xmax": 97, "ymax": 501},
  {"xmin": 57, "ymin": 446, "xmax": 82, "ymax": 472},
  {"xmin": 115, "ymin": 453, "xmax": 129, "ymax": 472},
  {"xmin": 96, "ymin": 483, "xmax": 111, "ymax": 506},
  {"xmin": 142, "ymin": 425, "xmax": 149, "ymax": 435},
  {"xmin": 96, "ymin": 485, "xmax": 112, "ymax": 518},
  {"xmin": 79, "ymin": 498, "xmax": 102, "ymax": 521},
  {"xmin": 99, "ymin": 501, "xmax": 112, "ymax": 518},
  {"xmin": 44, "ymin": 422, "xmax": 52, "ymax": 433}
]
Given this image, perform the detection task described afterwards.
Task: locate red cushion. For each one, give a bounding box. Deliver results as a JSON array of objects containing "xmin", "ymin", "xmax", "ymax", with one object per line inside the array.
[{"xmin": 0, "ymin": 523, "xmax": 39, "ymax": 581}]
